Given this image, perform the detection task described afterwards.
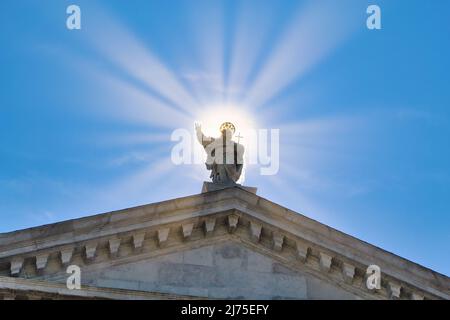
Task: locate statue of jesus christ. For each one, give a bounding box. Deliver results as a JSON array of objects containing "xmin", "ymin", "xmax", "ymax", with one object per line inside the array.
[{"xmin": 195, "ymin": 122, "xmax": 244, "ymax": 185}]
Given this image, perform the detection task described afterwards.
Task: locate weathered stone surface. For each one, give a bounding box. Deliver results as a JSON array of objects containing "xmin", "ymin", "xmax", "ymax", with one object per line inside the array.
[
  {"xmin": 2, "ymin": 293, "xmax": 16, "ymax": 300},
  {"xmin": 84, "ymin": 242, "xmax": 97, "ymax": 261},
  {"xmin": 76, "ymin": 242, "xmax": 353, "ymax": 299},
  {"xmin": 202, "ymin": 182, "xmax": 257, "ymax": 194},
  {"xmin": 388, "ymin": 282, "xmax": 402, "ymax": 300},
  {"xmin": 35, "ymin": 254, "xmax": 49, "ymax": 270},
  {"xmin": 247, "ymin": 252, "xmax": 273, "ymax": 273},
  {"xmin": 203, "ymin": 218, "xmax": 216, "ymax": 236},
  {"xmin": 183, "ymin": 246, "xmax": 214, "ymax": 267},
  {"xmin": 249, "ymin": 221, "xmax": 262, "ymax": 243},
  {"xmin": 272, "ymin": 233, "xmax": 284, "ymax": 251},
  {"xmin": 306, "ymin": 277, "xmax": 358, "ymax": 300},
  {"xmin": 411, "ymin": 292, "xmax": 424, "ymax": 300},
  {"xmin": 227, "ymin": 214, "xmax": 239, "ymax": 233},
  {"xmin": 157, "ymin": 228, "xmax": 170, "ymax": 247},
  {"xmin": 60, "ymin": 247, "xmax": 74, "ymax": 266},
  {"xmin": 10, "ymin": 257, "xmax": 24, "ymax": 276},
  {"xmin": 108, "ymin": 238, "xmax": 121, "ymax": 257},
  {"xmin": 296, "ymin": 241, "xmax": 309, "ymax": 262},
  {"xmin": 342, "ymin": 262, "xmax": 355, "ymax": 284},
  {"xmin": 319, "ymin": 252, "xmax": 332, "ymax": 272},
  {"xmin": 132, "ymin": 232, "xmax": 145, "ymax": 250},
  {"xmin": 181, "ymin": 223, "xmax": 194, "ymax": 240}
]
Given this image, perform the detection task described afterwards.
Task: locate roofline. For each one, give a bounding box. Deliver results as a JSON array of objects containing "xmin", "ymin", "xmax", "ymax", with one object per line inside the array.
[{"xmin": 0, "ymin": 186, "xmax": 448, "ymax": 298}]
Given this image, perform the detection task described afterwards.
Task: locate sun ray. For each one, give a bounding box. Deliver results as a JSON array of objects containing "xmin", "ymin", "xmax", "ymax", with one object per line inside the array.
[
  {"xmin": 93, "ymin": 157, "xmax": 177, "ymax": 209},
  {"xmin": 86, "ymin": 6, "xmax": 200, "ymax": 117},
  {"xmin": 93, "ymin": 132, "xmax": 171, "ymax": 148},
  {"xmin": 244, "ymin": 0, "xmax": 360, "ymax": 110},
  {"xmin": 181, "ymin": 2, "xmax": 226, "ymax": 106},
  {"xmin": 84, "ymin": 67, "xmax": 192, "ymax": 129},
  {"xmin": 225, "ymin": 2, "xmax": 274, "ymax": 103}
]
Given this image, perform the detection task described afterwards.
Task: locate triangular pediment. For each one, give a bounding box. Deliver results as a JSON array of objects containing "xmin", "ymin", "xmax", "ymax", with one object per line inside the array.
[
  {"xmin": 0, "ymin": 186, "xmax": 448, "ymax": 300},
  {"xmin": 39, "ymin": 239, "xmax": 360, "ymax": 299}
]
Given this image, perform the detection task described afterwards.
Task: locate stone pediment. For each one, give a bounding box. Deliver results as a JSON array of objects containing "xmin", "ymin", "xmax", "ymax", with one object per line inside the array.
[
  {"xmin": 33, "ymin": 240, "xmax": 364, "ymax": 299},
  {"xmin": 0, "ymin": 186, "xmax": 448, "ymax": 300}
]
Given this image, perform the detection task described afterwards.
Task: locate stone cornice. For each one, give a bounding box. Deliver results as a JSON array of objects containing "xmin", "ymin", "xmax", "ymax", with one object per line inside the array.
[
  {"xmin": 0, "ymin": 276, "xmax": 201, "ymax": 300},
  {"xmin": 0, "ymin": 187, "xmax": 448, "ymax": 300}
]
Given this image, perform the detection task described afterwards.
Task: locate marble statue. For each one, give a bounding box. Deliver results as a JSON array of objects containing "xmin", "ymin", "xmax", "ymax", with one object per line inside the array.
[{"xmin": 195, "ymin": 122, "xmax": 244, "ymax": 185}]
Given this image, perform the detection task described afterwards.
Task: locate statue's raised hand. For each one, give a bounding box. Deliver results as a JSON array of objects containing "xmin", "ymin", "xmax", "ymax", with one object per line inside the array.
[{"xmin": 195, "ymin": 122, "xmax": 202, "ymax": 133}]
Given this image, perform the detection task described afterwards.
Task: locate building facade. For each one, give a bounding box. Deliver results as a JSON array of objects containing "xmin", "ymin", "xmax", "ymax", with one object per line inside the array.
[{"xmin": 0, "ymin": 186, "xmax": 448, "ymax": 300}]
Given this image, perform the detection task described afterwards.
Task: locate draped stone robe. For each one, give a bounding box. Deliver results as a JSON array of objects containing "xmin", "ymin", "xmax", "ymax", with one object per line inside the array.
[{"xmin": 197, "ymin": 130, "xmax": 244, "ymax": 184}]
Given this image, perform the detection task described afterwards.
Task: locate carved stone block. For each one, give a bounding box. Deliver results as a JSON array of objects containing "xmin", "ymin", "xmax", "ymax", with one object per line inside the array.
[
  {"xmin": 204, "ymin": 218, "xmax": 216, "ymax": 236},
  {"xmin": 60, "ymin": 247, "xmax": 74, "ymax": 266},
  {"xmin": 36, "ymin": 253, "xmax": 49, "ymax": 270},
  {"xmin": 249, "ymin": 221, "xmax": 262, "ymax": 243},
  {"xmin": 157, "ymin": 228, "xmax": 170, "ymax": 246},
  {"xmin": 181, "ymin": 222, "xmax": 194, "ymax": 240},
  {"xmin": 84, "ymin": 242, "xmax": 97, "ymax": 261},
  {"xmin": 272, "ymin": 232, "xmax": 284, "ymax": 251},
  {"xmin": 227, "ymin": 214, "xmax": 239, "ymax": 233},
  {"xmin": 319, "ymin": 252, "xmax": 332, "ymax": 272},
  {"xmin": 10, "ymin": 257, "xmax": 24, "ymax": 276},
  {"xmin": 296, "ymin": 242, "xmax": 309, "ymax": 262},
  {"xmin": 133, "ymin": 232, "xmax": 146, "ymax": 250},
  {"xmin": 342, "ymin": 262, "xmax": 355, "ymax": 284},
  {"xmin": 109, "ymin": 238, "xmax": 121, "ymax": 257}
]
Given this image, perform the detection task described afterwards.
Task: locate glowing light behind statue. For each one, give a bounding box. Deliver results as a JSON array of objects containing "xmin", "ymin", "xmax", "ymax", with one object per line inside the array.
[
  {"xmin": 193, "ymin": 105, "xmax": 258, "ymax": 184},
  {"xmin": 60, "ymin": 0, "xmax": 360, "ymax": 210}
]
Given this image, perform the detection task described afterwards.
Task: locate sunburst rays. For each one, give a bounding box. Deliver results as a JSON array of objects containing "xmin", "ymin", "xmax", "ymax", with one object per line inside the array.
[{"xmin": 63, "ymin": 1, "xmax": 364, "ymax": 216}]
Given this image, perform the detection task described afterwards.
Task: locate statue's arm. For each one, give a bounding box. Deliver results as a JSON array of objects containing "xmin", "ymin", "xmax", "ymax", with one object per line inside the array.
[{"xmin": 195, "ymin": 123, "xmax": 213, "ymax": 147}]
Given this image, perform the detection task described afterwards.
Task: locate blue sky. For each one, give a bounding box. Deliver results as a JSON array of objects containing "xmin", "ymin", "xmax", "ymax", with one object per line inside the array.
[{"xmin": 1, "ymin": 0, "xmax": 449, "ymax": 276}]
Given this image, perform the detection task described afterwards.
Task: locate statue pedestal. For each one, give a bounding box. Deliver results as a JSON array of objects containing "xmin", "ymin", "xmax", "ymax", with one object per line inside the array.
[{"xmin": 201, "ymin": 182, "xmax": 257, "ymax": 194}]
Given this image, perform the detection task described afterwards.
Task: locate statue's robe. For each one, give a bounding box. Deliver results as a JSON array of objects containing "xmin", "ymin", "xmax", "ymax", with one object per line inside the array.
[{"xmin": 199, "ymin": 133, "xmax": 244, "ymax": 184}]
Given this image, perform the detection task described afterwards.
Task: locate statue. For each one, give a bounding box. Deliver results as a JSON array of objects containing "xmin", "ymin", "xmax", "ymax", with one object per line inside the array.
[{"xmin": 195, "ymin": 122, "xmax": 244, "ymax": 185}]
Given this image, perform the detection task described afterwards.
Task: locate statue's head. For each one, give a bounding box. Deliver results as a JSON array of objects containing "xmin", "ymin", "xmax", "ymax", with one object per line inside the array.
[{"xmin": 220, "ymin": 122, "xmax": 235, "ymax": 139}]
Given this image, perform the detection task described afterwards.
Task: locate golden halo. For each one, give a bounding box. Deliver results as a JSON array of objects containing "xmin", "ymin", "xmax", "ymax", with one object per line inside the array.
[{"xmin": 219, "ymin": 122, "xmax": 236, "ymax": 133}]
